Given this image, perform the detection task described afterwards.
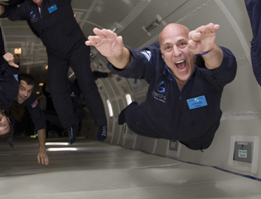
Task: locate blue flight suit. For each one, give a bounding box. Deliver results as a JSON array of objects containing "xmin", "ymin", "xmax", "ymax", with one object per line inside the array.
[
  {"xmin": 245, "ymin": 0, "xmax": 261, "ymax": 86},
  {"xmin": 108, "ymin": 45, "xmax": 237, "ymax": 150},
  {"xmin": 0, "ymin": 0, "xmax": 107, "ymax": 129}
]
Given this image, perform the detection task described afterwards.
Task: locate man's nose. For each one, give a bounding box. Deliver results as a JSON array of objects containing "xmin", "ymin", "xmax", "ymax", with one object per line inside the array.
[{"xmin": 173, "ymin": 46, "xmax": 181, "ymax": 57}]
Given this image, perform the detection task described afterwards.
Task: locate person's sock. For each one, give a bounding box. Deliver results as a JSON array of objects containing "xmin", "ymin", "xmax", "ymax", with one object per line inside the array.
[
  {"xmin": 97, "ymin": 124, "xmax": 107, "ymax": 141},
  {"xmin": 68, "ymin": 123, "xmax": 79, "ymax": 144},
  {"xmin": 118, "ymin": 101, "xmax": 138, "ymax": 125}
]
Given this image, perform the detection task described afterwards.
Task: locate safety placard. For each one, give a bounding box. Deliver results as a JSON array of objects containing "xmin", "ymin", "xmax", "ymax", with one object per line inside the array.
[{"xmin": 238, "ymin": 150, "xmax": 247, "ymax": 158}]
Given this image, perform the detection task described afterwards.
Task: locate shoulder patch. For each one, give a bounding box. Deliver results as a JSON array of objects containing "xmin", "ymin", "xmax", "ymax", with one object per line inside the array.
[
  {"xmin": 13, "ymin": 74, "xmax": 18, "ymax": 82},
  {"xmin": 140, "ymin": 50, "xmax": 152, "ymax": 61},
  {"xmin": 31, "ymin": 100, "xmax": 38, "ymax": 108}
]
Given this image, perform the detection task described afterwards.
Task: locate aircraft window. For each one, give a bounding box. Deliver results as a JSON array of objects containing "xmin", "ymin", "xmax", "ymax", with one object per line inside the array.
[
  {"xmin": 125, "ymin": 94, "xmax": 132, "ymax": 105},
  {"xmin": 106, "ymin": 99, "xmax": 113, "ymax": 117}
]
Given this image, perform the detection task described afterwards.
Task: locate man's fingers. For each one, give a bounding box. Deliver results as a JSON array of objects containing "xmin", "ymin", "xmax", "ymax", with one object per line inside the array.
[
  {"xmin": 45, "ymin": 157, "xmax": 49, "ymax": 165},
  {"xmin": 37, "ymin": 155, "xmax": 40, "ymax": 164},
  {"xmin": 188, "ymin": 39, "xmax": 197, "ymax": 49},
  {"xmin": 189, "ymin": 31, "xmax": 201, "ymax": 41}
]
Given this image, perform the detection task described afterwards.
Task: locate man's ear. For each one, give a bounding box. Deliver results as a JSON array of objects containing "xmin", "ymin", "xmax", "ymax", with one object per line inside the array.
[{"xmin": 7, "ymin": 117, "xmax": 10, "ymax": 123}]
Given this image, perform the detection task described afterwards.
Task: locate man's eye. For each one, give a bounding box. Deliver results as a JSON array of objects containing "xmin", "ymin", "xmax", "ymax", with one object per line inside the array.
[
  {"xmin": 180, "ymin": 42, "xmax": 187, "ymax": 46},
  {"xmin": 165, "ymin": 46, "xmax": 171, "ymax": 50}
]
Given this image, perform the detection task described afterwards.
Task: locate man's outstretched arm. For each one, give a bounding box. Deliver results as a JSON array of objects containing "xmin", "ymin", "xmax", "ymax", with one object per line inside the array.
[
  {"xmin": 85, "ymin": 28, "xmax": 132, "ymax": 70},
  {"xmin": 188, "ymin": 23, "xmax": 223, "ymax": 70},
  {"xmin": 37, "ymin": 128, "xmax": 49, "ymax": 165}
]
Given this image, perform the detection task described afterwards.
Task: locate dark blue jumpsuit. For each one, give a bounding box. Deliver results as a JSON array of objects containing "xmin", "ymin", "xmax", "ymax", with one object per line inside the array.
[
  {"xmin": 245, "ymin": 0, "xmax": 261, "ymax": 86},
  {"xmin": 0, "ymin": 27, "xmax": 20, "ymax": 116},
  {"xmin": 12, "ymin": 93, "xmax": 46, "ymax": 132},
  {"xmin": 108, "ymin": 45, "xmax": 237, "ymax": 150},
  {"xmin": 0, "ymin": 0, "xmax": 107, "ymax": 128}
]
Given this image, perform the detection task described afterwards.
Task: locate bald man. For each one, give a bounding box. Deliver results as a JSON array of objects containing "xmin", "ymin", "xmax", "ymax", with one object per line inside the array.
[{"xmin": 86, "ymin": 23, "xmax": 237, "ymax": 150}]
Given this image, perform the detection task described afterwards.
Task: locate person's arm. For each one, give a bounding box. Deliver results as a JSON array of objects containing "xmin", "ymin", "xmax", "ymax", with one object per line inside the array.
[
  {"xmin": 3, "ymin": 52, "xmax": 19, "ymax": 68},
  {"xmin": 25, "ymin": 95, "xmax": 49, "ymax": 165},
  {"xmin": 86, "ymin": 28, "xmax": 132, "ymax": 70},
  {"xmin": 37, "ymin": 128, "xmax": 49, "ymax": 165},
  {"xmin": 0, "ymin": 5, "xmax": 5, "ymax": 15},
  {"xmin": 0, "ymin": 2, "xmax": 26, "ymax": 20},
  {"xmin": 189, "ymin": 23, "xmax": 237, "ymax": 87},
  {"xmin": 188, "ymin": 23, "xmax": 223, "ymax": 70}
]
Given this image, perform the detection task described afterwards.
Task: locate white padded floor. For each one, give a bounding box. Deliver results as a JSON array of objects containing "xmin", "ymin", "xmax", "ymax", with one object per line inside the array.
[{"xmin": 0, "ymin": 138, "xmax": 260, "ymax": 199}]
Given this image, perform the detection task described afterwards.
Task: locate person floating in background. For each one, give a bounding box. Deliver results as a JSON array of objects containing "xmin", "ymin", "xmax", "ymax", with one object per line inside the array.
[
  {"xmin": 10, "ymin": 73, "xmax": 49, "ymax": 165},
  {"xmin": 0, "ymin": 0, "xmax": 108, "ymax": 144},
  {"xmin": 244, "ymin": 0, "xmax": 261, "ymax": 86},
  {"xmin": 43, "ymin": 71, "xmax": 114, "ymax": 140},
  {"xmin": 0, "ymin": 53, "xmax": 19, "ymax": 146},
  {"xmin": 0, "ymin": 25, "xmax": 19, "ymax": 147},
  {"xmin": 86, "ymin": 23, "xmax": 237, "ymax": 150}
]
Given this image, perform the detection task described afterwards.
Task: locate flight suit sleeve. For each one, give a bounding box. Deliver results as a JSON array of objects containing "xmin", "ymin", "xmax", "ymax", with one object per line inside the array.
[
  {"xmin": 107, "ymin": 45, "xmax": 158, "ymax": 84},
  {"xmin": 0, "ymin": 3, "xmax": 27, "ymax": 21},
  {"xmin": 196, "ymin": 47, "xmax": 237, "ymax": 87},
  {"xmin": 25, "ymin": 95, "xmax": 46, "ymax": 131},
  {"xmin": 9, "ymin": 0, "xmax": 26, "ymax": 6}
]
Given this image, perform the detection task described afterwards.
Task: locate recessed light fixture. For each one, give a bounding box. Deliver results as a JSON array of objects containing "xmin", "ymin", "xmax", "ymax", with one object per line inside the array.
[
  {"xmin": 14, "ymin": 48, "xmax": 22, "ymax": 54},
  {"xmin": 45, "ymin": 65, "xmax": 48, "ymax": 70},
  {"xmin": 36, "ymin": 91, "xmax": 40, "ymax": 95},
  {"xmin": 39, "ymin": 83, "xmax": 44, "ymax": 86}
]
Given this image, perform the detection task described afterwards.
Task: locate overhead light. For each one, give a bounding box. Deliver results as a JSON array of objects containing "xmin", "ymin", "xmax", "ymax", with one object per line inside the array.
[
  {"xmin": 74, "ymin": 13, "xmax": 76, "ymax": 17},
  {"xmin": 45, "ymin": 65, "xmax": 48, "ymax": 70},
  {"xmin": 36, "ymin": 91, "xmax": 40, "ymax": 95},
  {"xmin": 39, "ymin": 83, "xmax": 44, "ymax": 86},
  {"xmin": 14, "ymin": 48, "xmax": 22, "ymax": 54},
  {"xmin": 45, "ymin": 142, "xmax": 69, "ymax": 146},
  {"xmin": 47, "ymin": 148, "xmax": 78, "ymax": 152}
]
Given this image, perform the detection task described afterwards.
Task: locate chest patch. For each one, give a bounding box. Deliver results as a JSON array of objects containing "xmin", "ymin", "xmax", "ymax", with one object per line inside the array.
[
  {"xmin": 48, "ymin": 4, "xmax": 57, "ymax": 14},
  {"xmin": 186, "ymin": 95, "xmax": 208, "ymax": 110}
]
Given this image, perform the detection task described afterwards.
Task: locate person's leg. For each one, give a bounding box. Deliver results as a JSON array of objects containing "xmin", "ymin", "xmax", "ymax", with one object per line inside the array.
[
  {"xmin": 121, "ymin": 102, "xmax": 162, "ymax": 139},
  {"xmin": 245, "ymin": 0, "xmax": 261, "ymax": 86},
  {"xmin": 69, "ymin": 43, "xmax": 107, "ymax": 141},
  {"xmin": 48, "ymin": 55, "xmax": 78, "ymax": 143}
]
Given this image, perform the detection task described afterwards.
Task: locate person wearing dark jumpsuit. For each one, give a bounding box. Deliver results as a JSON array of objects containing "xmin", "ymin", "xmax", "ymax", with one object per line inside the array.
[
  {"xmin": 86, "ymin": 23, "xmax": 237, "ymax": 150},
  {"xmin": 43, "ymin": 71, "xmax": 113, "ymax": 140},
  {"xmin": 0, "ymin": 27, "xmax": 19, "ymax": 145},
  {"xmin": 0, "ymin": 0, "xmax": 107, "ymax": 144},
  {"xmin": 245, "ymin": 0, "xmax": 261, "ymax": 86}
]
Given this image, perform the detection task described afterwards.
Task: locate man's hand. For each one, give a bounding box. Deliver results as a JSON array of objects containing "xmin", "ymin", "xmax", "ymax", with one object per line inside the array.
[
  {"xmin": 3, "ymin": 52, "xmax": 19, "ymax": 68},
  {"xmin": 37, "ymin": 148, "xmax": 49, "ymax": 165},
  {"xmin": 188, "ymin": 23, "xmax": 220, "ymax": 55},
  {"xmin": 86, "ymin": 28, "xmax": 131, "ymax": 69},
  {"xmin": 85, "ymin": 28, "xmax": 124, "ymax": 58}
]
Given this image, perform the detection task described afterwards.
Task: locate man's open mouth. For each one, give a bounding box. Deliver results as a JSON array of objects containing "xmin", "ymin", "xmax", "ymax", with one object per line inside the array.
[{"xmin": 175, "ymin": 60, "xmax": 186, "ymax": 70}]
